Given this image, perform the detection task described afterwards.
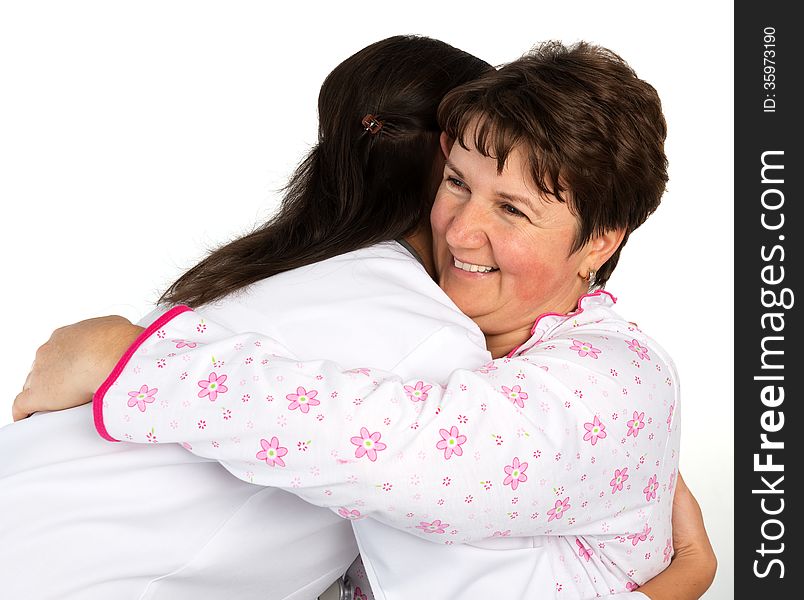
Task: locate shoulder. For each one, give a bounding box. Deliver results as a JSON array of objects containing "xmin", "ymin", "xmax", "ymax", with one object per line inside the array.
[
  {"xmin": 520, "ymin": 290, "xmax": 679, "ymax": 379},
  {"xmin": 186, "ymin": 242, "xmax": 486, "ymax": 369}
]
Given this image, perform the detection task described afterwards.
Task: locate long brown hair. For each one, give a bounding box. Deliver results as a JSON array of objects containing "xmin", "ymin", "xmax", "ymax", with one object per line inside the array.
[
  {"xmin": 438, "ymin": 41, "xmax": 668, "ymax": 287},
  {"xmin": 161, "ymin": 36, "xmax": 491, "ymax": 307}
]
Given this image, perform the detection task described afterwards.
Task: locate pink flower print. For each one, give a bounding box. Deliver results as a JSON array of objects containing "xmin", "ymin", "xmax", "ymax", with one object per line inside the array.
[
  {"xmin": 663, "ymin": 538, "xmax": 673, "ymax": 562},
  {"xmin": 547, "ymin": 497, "xmax": 571, "ymax": 522},
  {"xmin": 576, "ymin": 538, "xmax": 593, "ymax": 562},
  {"xmin": 627, "ymin": 339, "xmax": 650, "ymax": 360},
  {"xmin": 478, "ymin": 361, "xmax": 498, "ymax": 374},
  {"xmin": 404, "ymin": 380, "xmax": 432, "ymax": 402},
  {"xmin": 354, "ymin": 587, "xmax": 368, "ymax": 600},
  {"xmin": 337, "ymin": 507, "xmax": 362, "ymax": 520},
  {"xmin": 350, "ymin": 427, "xmax": 387, "ymax": 461},
  {"xmin": 627, "ymin": 523, "xmax": 651, "ymax": 546},
  {"xmin": 197, "ymin": 372, "xmax": 228, "ymax": 401},
  {"xmin": 610, "ymin": 467, "xmax": 629, "ymax": 494},
  {"xmin": 626, "ymin": 582, "xmax": 640, "ymax": 592},
  {"xmin": 583, "ymin": 415, "xmax": 607, "ymax": 445},
  {"xmin": 436, "ymin": 426, "xmax": 467, "ymax": 460},
  {"xmin": 503, "ymin": 457, "xmax": 529, "ymax": 490},
  {"xmin": 627, "ymin": 411, "xmax": 646, "ymax": 438},
  {"xmin": 173, "ymin": 339, "xmax": 197, "ymax": 349},
  {"xmin": 286, "ymin": 386, "xmax": 320, "ymax": 413},
  {"xmin": 256, "ymin": 436, "xmax": 288, "ymax": 467},
  {"xmin": 644, "ymin": 474, "xmax": 659, "ymax": 501},
  {"xmin": 416, "ymin": 519, "xmax": 449, "ymax": 534},
  {"xmin": 501, "ymin": 385, "xmax": 528, "ymax": 408},
  {"xmin": 569, "ymin": 339, "xmax": 601, "ymax": 359},
  {"xmin": 127, "ymin": 385, "xmax": 158, "ymax": 412}
]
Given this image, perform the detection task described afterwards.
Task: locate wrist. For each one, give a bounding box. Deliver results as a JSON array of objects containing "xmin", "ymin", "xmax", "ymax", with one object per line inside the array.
[{"xmin": 91, "ymin": 319, "xmax": 144, "ymax": 393}]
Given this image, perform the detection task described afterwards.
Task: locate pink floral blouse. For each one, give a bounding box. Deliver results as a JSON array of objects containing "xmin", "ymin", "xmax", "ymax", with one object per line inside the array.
[{"xmin": 94, "ymin": 290, "xmax": 680, "ymax": 589}]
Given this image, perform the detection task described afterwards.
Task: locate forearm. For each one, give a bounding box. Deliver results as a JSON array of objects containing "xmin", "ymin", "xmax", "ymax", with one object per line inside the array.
[
  {"xmin": 637, "ymin": 548, "xmax": 717, "ymax": 600},
  {"xmin": 97, "ymin": 306, "xmax": 679, "ymax": 544},
  {"xmin": 638, "ymin": 473, "xmax": 717, "ymax": 600}
]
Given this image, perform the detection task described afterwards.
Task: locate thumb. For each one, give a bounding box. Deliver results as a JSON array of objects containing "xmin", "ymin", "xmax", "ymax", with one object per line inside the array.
[{"xmin": 12, "ymin": 389, "xmax": 33, "ymax": 422}]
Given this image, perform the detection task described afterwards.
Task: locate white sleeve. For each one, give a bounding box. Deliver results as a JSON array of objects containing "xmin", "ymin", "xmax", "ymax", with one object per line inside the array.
[{"xmin": 96, "ymin": 306, "xmax": 680, "ymax": 546}]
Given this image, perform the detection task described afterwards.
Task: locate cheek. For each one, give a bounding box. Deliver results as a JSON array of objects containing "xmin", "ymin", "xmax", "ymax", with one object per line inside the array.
[
  {"xmin": 510, "ymin": 261, "xmax": 556, "ymax": 301},
  {"xmin": 500, "ymin": 241, "xmax": 574, "ymax": 300},
  {"xmin": 429, "ymin": 192, "xmax": 451, "ymax": 243}
]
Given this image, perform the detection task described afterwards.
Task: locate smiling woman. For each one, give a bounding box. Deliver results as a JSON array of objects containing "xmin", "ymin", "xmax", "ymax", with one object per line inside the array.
[
  {"xmin": 433, "ymin": 135, "xmax": 624, "ymax": 355},
  {"xmin": 432, "ymin": 43, "xmax": 667, "ymax": 358}
]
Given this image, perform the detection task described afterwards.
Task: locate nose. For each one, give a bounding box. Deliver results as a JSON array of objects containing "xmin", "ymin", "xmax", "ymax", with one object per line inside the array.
[{"xmin": 445, "ymin": 199, "xmax": 488, "ymax": 250}]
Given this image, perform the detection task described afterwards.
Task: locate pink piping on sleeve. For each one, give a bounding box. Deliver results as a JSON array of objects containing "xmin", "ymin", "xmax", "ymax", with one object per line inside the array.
[
  {"xmin": 93, "ymin": 305, "xmax": 193, "ymax": 442},
  {"xmin": 506, "ymin": 290, "xmax": 618, "ymax": 359}
]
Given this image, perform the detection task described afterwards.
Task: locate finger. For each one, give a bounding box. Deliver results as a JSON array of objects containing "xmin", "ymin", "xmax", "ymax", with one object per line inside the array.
[{"xmin": 12, "ymin": 389, "xmax": 33, "ymax": 421}]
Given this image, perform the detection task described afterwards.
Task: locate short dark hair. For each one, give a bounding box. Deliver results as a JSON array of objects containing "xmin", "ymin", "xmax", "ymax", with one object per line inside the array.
[
  {"xmin": 162, "ymin": 36, "xmax": 491, "ymax": 307},
  {"xmin": 438, "ymin": 41, "xmax": 668, "ymax": 287}
]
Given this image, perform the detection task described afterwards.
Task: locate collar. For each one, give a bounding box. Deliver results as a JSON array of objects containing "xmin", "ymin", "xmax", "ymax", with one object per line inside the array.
[
  {"xmin": 507, "ymin": 290, "xmax": 618, "ymax": 358},
  {"xmin": 395, "ymin": 238, "xmax": 426, "ymax": 269}
]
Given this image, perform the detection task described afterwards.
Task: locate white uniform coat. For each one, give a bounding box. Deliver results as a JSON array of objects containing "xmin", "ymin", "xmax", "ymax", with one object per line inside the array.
[{"xmin": 0, "ymin": 242, "xmax": 488, "ymax": 599}]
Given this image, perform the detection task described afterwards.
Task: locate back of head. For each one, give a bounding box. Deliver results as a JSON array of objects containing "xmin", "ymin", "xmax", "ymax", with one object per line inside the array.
[
  {"xmin": 163, "ymin": 35, "xmax": 491, "ymax": 307},
  {"xmin": 315, "ymin": 36, "xmax": 493, "ymax": 236},
  {"xmin": 438, "ymin": 41, "xmax": 668, "ymax": 288}
]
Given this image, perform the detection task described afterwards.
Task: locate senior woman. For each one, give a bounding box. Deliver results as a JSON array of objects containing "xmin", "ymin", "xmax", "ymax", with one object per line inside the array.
[{"xmin": 13, "ymin": 42, "xmax": 715, "ymax": 599}]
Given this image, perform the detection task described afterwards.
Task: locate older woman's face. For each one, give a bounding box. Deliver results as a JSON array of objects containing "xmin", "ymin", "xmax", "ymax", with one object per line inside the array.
[{"xmin": 431, "ymin": 136, "xmax": 593, "ymax": 343}]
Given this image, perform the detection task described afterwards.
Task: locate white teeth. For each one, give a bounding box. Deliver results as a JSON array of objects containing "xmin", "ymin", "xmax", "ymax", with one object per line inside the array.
[{"xmin": 454, "ymin": 258, "xmax": 497, "ymax": 273}]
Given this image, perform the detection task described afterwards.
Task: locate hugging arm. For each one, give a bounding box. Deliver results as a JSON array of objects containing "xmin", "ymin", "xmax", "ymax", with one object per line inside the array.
[
  {"xmin": 93, "ymin": 306, "xmax": 678, "ymax": 550},
  {"xmin": 15, "ymin": 312, "xmax": 714, "ymax": 598},
  {"xmin": 635, "ymin": 474, "xmax": 717, "ymax": 599},
  {"xmin": 602, "ymin": 474, "xmax": 717, "ymax": 600},
  {"xmin": 608, "ymin": 474, "xmax": 716, "ymax": 600}
]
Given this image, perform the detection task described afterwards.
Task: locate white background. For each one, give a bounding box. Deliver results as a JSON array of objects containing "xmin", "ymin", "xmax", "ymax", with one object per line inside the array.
[{"xmin": 0, "ymin": 1, "xmax": 733, "ymax": 598}]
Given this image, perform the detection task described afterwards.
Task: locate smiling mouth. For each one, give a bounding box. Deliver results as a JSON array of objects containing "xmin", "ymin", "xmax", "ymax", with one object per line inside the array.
[{"xmin": 453, "ymin": 257, "xmax": 499, "ymax": 273}]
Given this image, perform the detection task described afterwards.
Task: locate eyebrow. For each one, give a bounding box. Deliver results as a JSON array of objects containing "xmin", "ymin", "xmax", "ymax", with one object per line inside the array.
[
  {"xmin": 445, "ymin": 160, "xmax": 467, "ymax": 181},
  {"xmin": 498, "ymin": 191, "xmax": 540, "ymax": 213},
  {"xmin": 446, "ymin": 160, "xmax": 541, "ymax": 213}
]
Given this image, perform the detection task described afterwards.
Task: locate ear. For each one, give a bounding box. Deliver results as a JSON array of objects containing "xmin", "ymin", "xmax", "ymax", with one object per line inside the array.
[
  {"xmin": 579, "ymin": 228, "xmax": 626, "ymax": 276},
  {"xmin": 439, "ymin": 131, "xmax": 454, "ymax": 159}
]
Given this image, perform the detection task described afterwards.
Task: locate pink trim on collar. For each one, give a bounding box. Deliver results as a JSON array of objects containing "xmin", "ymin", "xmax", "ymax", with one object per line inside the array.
[
  {"xmin": 506, "ymin": 290, "xmax": 617, "ymax": 359},
  {"xmin": 93, "ymin": 305, "xmax": 193, "ymax": 442}
]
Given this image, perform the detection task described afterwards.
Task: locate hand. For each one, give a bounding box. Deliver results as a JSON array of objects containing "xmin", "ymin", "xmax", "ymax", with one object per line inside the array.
[{"xmin": 13, "ymin": 316, "xmax": 144, "ymax": 421}]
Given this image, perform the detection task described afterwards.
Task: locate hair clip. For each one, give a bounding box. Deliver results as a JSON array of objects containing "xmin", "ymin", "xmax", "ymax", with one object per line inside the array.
[{"xmin": 361, "ymin": 114, "xmax": 383, "ymax": 134}]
